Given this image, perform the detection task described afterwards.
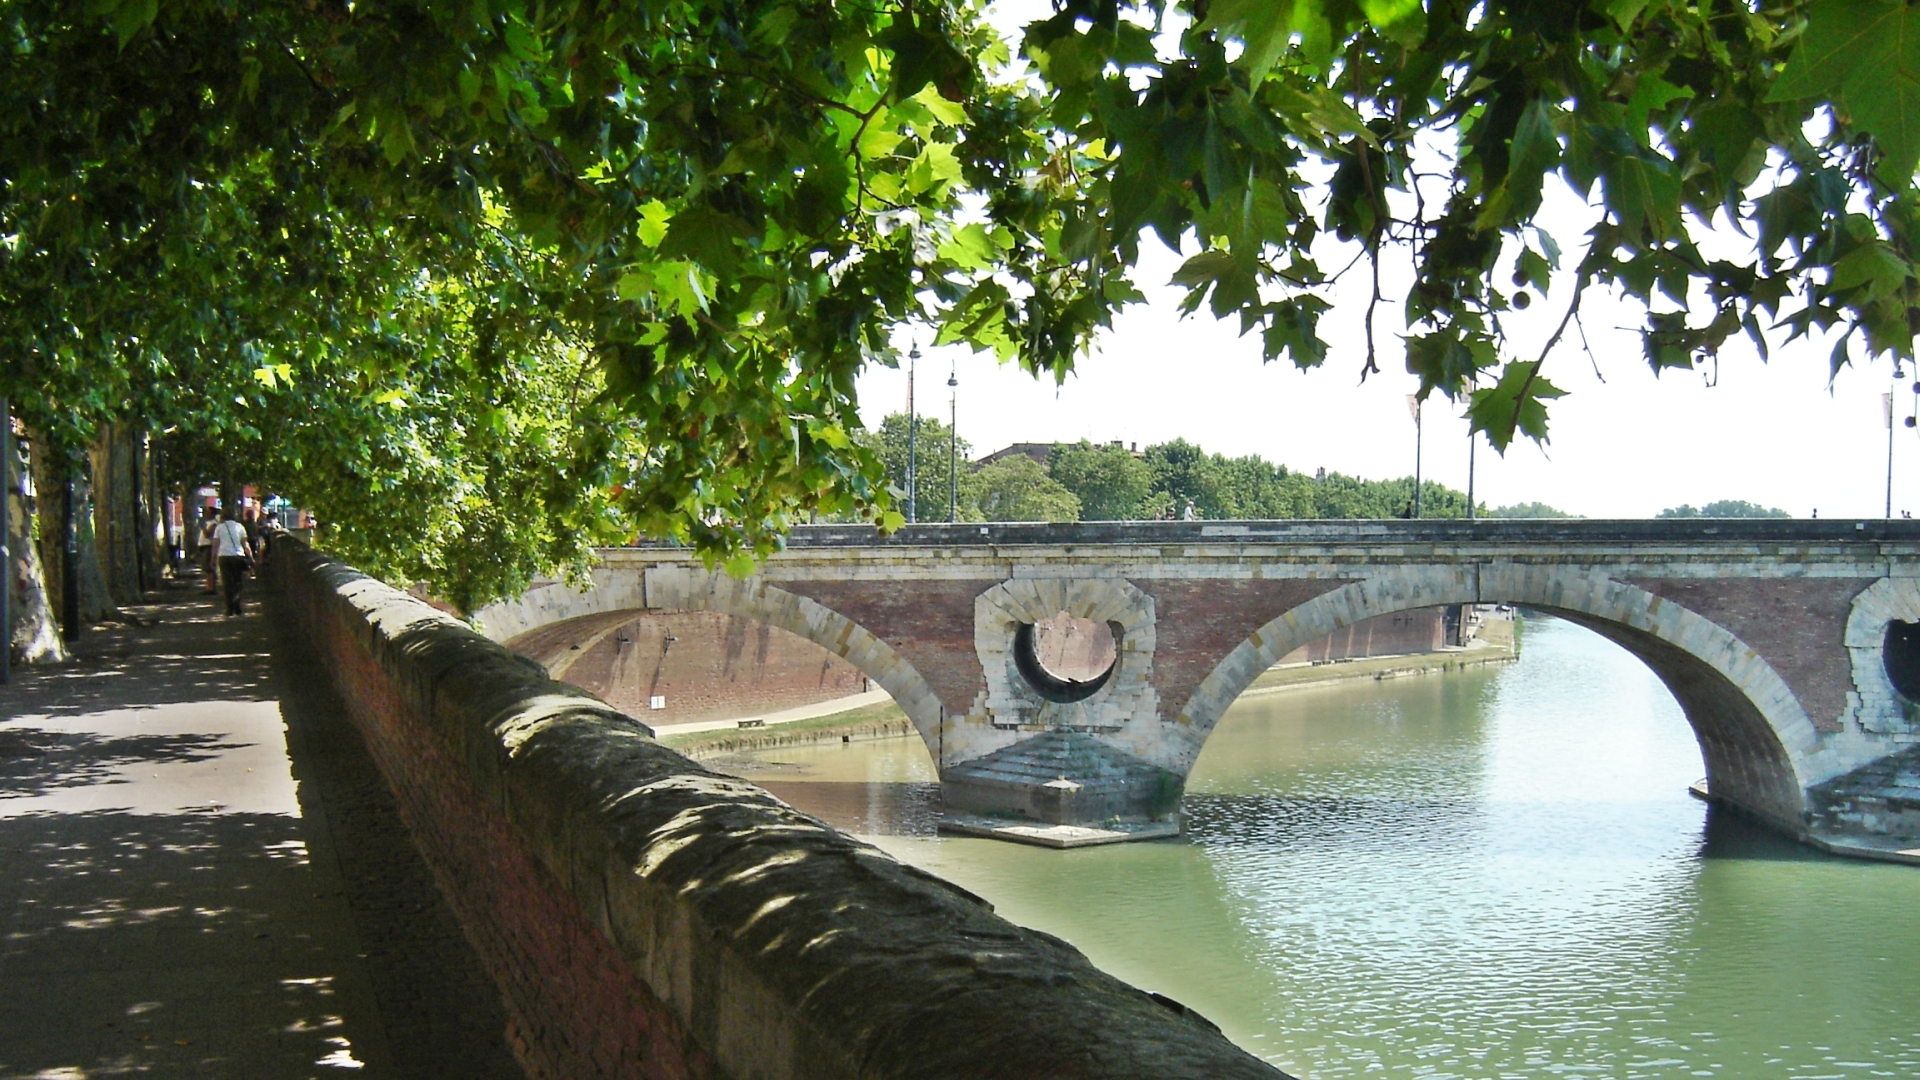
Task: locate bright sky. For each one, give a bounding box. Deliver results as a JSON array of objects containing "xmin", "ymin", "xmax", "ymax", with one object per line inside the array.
[{"xmin": 854, "ymin": 5, "xmax": 1916, "ymax": 520}]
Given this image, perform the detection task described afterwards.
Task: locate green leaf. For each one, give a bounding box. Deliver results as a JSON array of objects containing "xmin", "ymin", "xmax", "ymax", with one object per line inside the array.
[
  {"xmin": 1468, "ymin": 361, "xmax": 1567, "ymax": 451},
  {"xmin": 904, "ymin": 143, "xmax": 962, "ymax": 196},
  {"xmin": 1261, "ymin": 296, "xmax": 1331, "ymax": 369},
  {"xmin": 1623, "ymin": 74, "xmax": 1692, "ymax": 136},
  {"xmin": 1478, "ymin": 99, "xmax": 1559, "ymax": 228},
  {"xmin": 1603, "ymin": 154, "xmax": 1681, "ymax": 243},
  {"xmin": 1517, "ymin": 249, "xmax": 1552, "ymax": 292},
  {"xmin": 754, "ymin": 5, "xmax": 800, "ymax": 45},
  {"xmin": 1688, "ymin": 103, "xmax": 1765, "ymax": 199},
  {"xmin": 1768, "ymin": 0, "xmax": 1920, "ymax": 179},
  {"xmin": 657, "ymin": 206, "xmax": 752, "ymax": 273},
  {"xmin": 1170, "ymin": 249, "xmax": 1237, "ymax": 288},
  {"xmin": 911, "ymin": 85, "xmax": 968, "ymax": 127},
  {"xmin": 634, "ymin": 201, "xmax": 672, "ymax": 248},
  {"xmin": 1606, "ymin": 0, "xmax": 1651, "ymax": 31},
  {"xmin": 109, "ymin": 0, "xmax": 157, "ymax": 48},
  {"xmin": 879, "ymin": 14, "xmax": 973, "ymax": 101},
  {"xmin": 1358, "ymin": 0, "xmax": 1426, "ymax": 48},
  {"xmin": 1769, "ymin": 0, "xmax": 1903, "ymax": 102},
  {"xmin": 1202, "ymin": 0, "xmax": 1298, "ymax": 82},
  {"xmin": 937, "ymin": 222, "xmax": 1010, "ymax": 270},
  {"xmin": 1829, "ymin": 242, "xmax": 1912, "ymax": 301},
  {"xmin": 1404, "ymin": 327, "xmax": 1497, "ymax": 398}
]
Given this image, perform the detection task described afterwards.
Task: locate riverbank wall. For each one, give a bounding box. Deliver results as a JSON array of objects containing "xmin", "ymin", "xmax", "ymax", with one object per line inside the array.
[
  {"xmin": 670, "ymin": 618, "xmax": 1522, "ymax": 760},
  {"xmin": 265, "ymin": 539, "xmax": 1282, "ymax": 1080}
]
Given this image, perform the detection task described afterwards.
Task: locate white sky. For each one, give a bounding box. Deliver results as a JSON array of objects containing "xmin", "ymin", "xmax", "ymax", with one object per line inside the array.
[{"xmin": 854, "ymin": 4, "xmax": 1916, "ymax": 520}]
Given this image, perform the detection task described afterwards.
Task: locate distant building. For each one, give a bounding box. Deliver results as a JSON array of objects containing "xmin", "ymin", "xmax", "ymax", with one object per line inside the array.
[
  {"xmin": 975, "ymin": 442, "xmax": 1058, "ymax": 468},
  {"xmin": 975, "ymin": 440, "xmax": 1143, "ymax": 468}
]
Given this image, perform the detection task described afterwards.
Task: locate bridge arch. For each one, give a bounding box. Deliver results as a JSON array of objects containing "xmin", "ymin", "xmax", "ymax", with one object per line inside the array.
[
  {"xmin": 1173, "ymin": 564, "xmax": 1821, "ymax": 831},
  {"xmin": 474, "ymin": 567, "xmax": 949, "ymax": 746}
]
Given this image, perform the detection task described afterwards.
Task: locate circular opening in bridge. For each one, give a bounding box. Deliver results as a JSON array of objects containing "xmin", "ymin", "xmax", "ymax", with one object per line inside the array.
[
  {"xmin": 1014, "ymin": 611, "xmax": 1119, "ymax": 703},
  {"xmin": 1885, "ymin": 621, "xmax": 1920, "ymax": 700}
]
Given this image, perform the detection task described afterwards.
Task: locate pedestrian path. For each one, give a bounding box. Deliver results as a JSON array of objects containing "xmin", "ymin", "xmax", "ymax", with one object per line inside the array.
[{"xmin": 0, "ymin": 581, "xmax": 524, "ymax": 1080}]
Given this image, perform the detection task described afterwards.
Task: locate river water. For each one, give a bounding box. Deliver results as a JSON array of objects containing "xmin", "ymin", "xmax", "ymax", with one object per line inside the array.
[{"xmin": 726, "ymin": 616, "xmax": 1920, "ymax": 1079}]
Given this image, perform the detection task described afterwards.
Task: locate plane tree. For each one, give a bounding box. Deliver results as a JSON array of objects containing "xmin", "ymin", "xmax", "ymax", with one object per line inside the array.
[{"xmin": 1, "ymin": 0, "xmax": 1914, "ymax": 618}]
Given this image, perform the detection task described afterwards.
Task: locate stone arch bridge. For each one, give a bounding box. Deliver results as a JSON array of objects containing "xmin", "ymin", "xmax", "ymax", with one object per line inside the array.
[{"xmin": 475, "ymin": 520, "xmax": 1920, "ymax": 852}]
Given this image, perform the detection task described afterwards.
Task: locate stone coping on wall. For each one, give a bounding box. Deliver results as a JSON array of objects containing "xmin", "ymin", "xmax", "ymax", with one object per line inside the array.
[
  {"xmin": 622, "ymin": 518, "xmax": 1920, "ymax": 550},
  {"xmin": 269, "ymin": 539, "xmax": 1283, "ymax": 1080}
]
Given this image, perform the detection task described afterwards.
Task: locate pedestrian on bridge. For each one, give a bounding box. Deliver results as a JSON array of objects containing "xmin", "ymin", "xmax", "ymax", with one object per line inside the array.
[{"xmin": 212, "ymin": 508, "xmax": 254, "ymax": 616}]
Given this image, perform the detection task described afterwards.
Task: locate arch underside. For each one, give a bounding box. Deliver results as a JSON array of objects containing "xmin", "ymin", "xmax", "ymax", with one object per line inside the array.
[
  {"xmin": 1181, "ymin": 571, "xmax": 1817, "ymax": 833},
  {"xmin": 1543, "ymin": 610, "xmax": 1805, "ymax": 830},
  {"xmin": 481, "ymin": 569, "xmax": 950, "ymax": 752}
]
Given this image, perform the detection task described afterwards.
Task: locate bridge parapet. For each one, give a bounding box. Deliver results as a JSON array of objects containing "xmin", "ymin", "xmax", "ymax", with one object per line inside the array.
[{"xmin": 475, "ymin": 521, "xmax": 1920, "ymax": 855}]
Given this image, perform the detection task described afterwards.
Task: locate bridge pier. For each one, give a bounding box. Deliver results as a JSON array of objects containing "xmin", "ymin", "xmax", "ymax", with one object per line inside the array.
[{"xmin": 937, "ymin": 730, "xmax": 1186, "ymax": 846}]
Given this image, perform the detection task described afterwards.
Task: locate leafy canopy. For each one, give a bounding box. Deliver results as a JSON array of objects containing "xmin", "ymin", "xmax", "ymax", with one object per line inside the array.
[{"xmin": 0, "ymin": 0, "xmax": 1911, "ymax": 604}]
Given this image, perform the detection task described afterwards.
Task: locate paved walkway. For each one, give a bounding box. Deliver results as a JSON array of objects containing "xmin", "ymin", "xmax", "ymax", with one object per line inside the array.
[{"xmin": 0, "ymin": 578, "xmax": 524, "ymax": 1080}]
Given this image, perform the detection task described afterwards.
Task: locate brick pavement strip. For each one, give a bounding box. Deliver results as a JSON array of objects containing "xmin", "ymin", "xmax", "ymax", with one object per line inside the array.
[{"xmin": 0, "ymin": 580, "xmax": 524, "ymax": 1080}]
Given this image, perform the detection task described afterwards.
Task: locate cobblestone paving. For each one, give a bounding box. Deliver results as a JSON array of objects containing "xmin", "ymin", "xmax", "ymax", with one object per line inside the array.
[{"xmin": 0, "ymin": 579, "xmax": 523, "ymax": 1080}]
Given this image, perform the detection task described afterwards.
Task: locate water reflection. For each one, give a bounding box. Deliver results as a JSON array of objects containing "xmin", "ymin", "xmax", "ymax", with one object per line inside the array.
[{"xmin": 722, "ymin": 617, "xmax": 1920, "ymax": 1079}]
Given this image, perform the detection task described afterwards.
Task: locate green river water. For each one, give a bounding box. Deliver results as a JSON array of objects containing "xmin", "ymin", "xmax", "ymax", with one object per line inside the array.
[{"xmin": 724, "ymin": 616, "xmax": 1920, "ymax": 1080}]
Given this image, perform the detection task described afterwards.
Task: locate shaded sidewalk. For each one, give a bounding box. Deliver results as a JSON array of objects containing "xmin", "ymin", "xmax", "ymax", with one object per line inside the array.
[{"xmin": 0, "ymin": 580, "xmax": 523, "ymax": 1079}]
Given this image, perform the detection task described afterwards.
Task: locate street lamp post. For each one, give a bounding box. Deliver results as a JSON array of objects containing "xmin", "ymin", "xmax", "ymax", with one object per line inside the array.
[
  {"xmin": 1891, "ymin": 362, "xmax": 1906, "ymax": 519},
  {"xmin": 1407, "ymin": 394, "xmax": 1424, "ymax": 518},
  {"xmin": 948, "ymin": 360, "xmax": 958, "ymax": 522},
  {"xmin": 1467, "ymin": 427, "xmax": 1476, "ymax": 521},
  {"xmin": 907, "ymin": 344, "xmax": 919, "ymax": 524}
]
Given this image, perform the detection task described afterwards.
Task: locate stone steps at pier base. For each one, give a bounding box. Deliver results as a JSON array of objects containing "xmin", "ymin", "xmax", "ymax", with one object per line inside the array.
[
  {"xmin": 939, "ymin": 815, "xmax": 1182, "ymax": 849},
  {"xmin": 939, "ymin": 729, "xmax": 1184, "ymax": 834},
  {"xmin": 1806, "ymin": 743, "xmax": 1920, "ymax": 843}
]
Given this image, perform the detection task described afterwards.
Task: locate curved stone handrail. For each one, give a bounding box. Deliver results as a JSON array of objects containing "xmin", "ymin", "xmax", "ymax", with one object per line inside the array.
[{"xmin": 269, "ymin": 540, "xmax": 1281, "ymax": 1079}]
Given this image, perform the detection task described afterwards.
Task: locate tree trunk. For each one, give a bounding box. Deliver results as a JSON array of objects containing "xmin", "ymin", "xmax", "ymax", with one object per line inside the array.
[
  {"xmin": 138, "ymin": 432, "xmax": 164, "ymax": 586},
  {"xmin": 90, "ymin": 425, "xmax": 142, "ymax": 606},
  {"xmin": 5, "ymin": 429, "xmax": 65, "ymax": 664},
  {"xmin": 72, "ymin": 476, "xmax": 118, "ymax": 622},
  {"xmin": 28, "ymin": 430, "xmax": 66, "ymax": 630},
  {"xmin": 32, "ymin": 434, "xmax": 119, "ymax": 630}
]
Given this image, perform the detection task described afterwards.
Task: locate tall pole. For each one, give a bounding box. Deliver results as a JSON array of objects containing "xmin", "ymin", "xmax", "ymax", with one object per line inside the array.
[
  {"xmin": 1, "ymin": 395, "xmax": 10, "ymax": 684},
  {"xmin": 1413, "ymin": 397, "xmax": 1424, "ymax": 519},
  {"xmin": 1889, "ymin": 365, "xmax": 1903, "ymax": 519},
  {"xmin": 1467, "ymin": 427, "xmax": 1476, "ymax": 521},
  {"xmin": 906, "ymin": 345, "xmax": 919, "ymax": 524},
  {"xmin": 947, "ymin": 360, "xmax": 958, "ymax": 522}
]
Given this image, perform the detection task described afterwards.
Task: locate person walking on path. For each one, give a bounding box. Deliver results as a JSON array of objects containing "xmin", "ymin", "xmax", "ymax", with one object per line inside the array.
[
  {"xmin": 197, "ymin": 507, "xmax": 220, "ymax": 594},
  {"xmin": 212, "ymin": 508, "xmax": 253, "ymax": 616}
]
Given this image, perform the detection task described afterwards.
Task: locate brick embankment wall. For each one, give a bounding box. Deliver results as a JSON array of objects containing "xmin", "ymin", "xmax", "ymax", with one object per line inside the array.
[{"xmin": 266, "ymin": 539, "xmax": 1284, "ymax": 1080}]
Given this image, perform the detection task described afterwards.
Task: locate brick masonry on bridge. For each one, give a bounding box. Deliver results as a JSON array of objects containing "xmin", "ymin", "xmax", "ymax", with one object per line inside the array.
[
  {"xmin": 473, "ymin": 520, "xmax": 1920, "ymax": 847},
  {"xmin": 1627, "ymin": 576, "xmax": 1873, "ymax": 735}
]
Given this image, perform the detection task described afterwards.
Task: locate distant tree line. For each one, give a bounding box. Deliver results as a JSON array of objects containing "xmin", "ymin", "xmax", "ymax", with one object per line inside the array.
[
  {"xmin": 863, "ymin": 417, "xmax": 1542, "ymax": 523},
  {"xmin": 1656, "ymin": 501, "xmax": 1791, "ymax": 519}
]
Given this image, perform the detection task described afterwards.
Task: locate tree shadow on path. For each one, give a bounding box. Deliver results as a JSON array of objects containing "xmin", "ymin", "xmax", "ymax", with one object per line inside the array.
[{"xmin": 0, "ymin": 581, "xmax": 524, "ymax": 1080}]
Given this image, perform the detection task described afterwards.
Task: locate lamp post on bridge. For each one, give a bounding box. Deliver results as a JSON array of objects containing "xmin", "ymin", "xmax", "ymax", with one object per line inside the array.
[
  {"xmin": 1406, "ymin": 394, "xmax": 1423, "ymax": 518},
  {"xmin": 1467, "ymin": 425, "xmax": 1476, "ymax": 522},
  {"xmin": 906, "ymin": 344, "xmax": 919, "ymax": 525},
  {"xmin": 948, "ymin": 359, "xmax": 958, "ymax": 523},
  {"xmin": 1891, "ymin": 361, "xmax": 1906, "ymax": 519}
]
